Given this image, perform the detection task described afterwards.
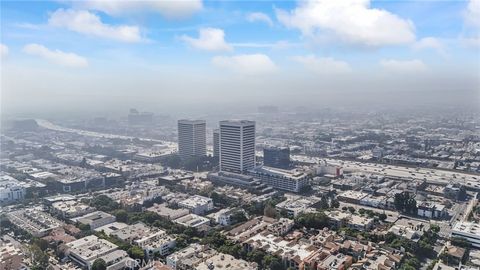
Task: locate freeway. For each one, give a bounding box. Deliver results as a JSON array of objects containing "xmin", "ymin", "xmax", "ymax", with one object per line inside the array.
[
  {"xmin": 292, "ymin": 155, "xmax": 480, "ymax": 189},
  {"xmin": 36, "ymin": 119, "xmax": 168, "ymax": 144}
]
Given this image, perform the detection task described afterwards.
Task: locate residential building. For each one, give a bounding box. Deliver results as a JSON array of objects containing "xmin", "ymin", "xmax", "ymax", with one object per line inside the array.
[
  {"xmin": 219, "ymin": 120, "xmax": 255, "ymax": 173},
  {"xmin": 178, "ymin": 195, "xmax": 213, "ymax": 215},
  {"xmin": 177, "ymin": 120, "xmax": 206, "ymax": 159},
  {"xmin": 7, "ymin": 208, "xmax": 63, "ymax": 237},
  {"xmin": 66, "ymin": 235, "xmax": 132, "ymax": 270}
]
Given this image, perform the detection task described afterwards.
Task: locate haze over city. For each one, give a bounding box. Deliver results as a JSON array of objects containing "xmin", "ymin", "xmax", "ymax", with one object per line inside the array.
[{"xmin": 1, "ymin": 1, "xmax": 480, "ymax": 270}]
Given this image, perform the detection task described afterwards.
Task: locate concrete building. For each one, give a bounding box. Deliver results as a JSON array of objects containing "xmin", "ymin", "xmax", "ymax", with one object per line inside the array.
[
  {"xmin": 7, "ymin": 208, "xmax": 63, "ymax": 237},
  {"xmin": 248, "ymin": 166, "xmax": 309, "ymax": 193},
  {"xmin": 178, "ymin": 195, "xmax": 213, "ymax": 215},
  {"xmin": 196, "ymin": 253, "xmax": 257, "ymax": 270},
  {"xmin": 135, "ymin": 230, "xmax": 176, "ymax": 257},
  {"xmin": 0, "ymin": 175, "xmax": 26, "ymax": 204},
  {"xmin": 263, "ymin": 146, "xmax": 290, "ymax": 169},
  {"xmin": 451, "ymin": 222, "xmax": 480, "ymax": 248},
  {"xmin": 51, "ymin": 200, "xmax": 95, "ymax": 218},
  {"xmin": 177, "ymin": 120, "xmax": 206, "ymax": 159},
  {"xmin": 74, "ymin": 211, "xmax": 116, "ymax": 230},
  {"xmin": 219, "ymin": 120, "xmax": 255, "ymax": 173},
  {"xmin": 66, "ymin": 235, "xmax": 132, "ymax": 270},
  {"xmin": 173, "ymin": 214, "xmax": 210, "ymax": 229},
  {"xmin": 213, "ymin": 129, "xmax": 220, "ymax": 157}
]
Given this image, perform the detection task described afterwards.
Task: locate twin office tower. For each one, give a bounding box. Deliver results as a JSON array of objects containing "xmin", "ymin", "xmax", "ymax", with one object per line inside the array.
[{"xmin": 177, "ymin": 119, "xmax": 255, "ymax": 173}]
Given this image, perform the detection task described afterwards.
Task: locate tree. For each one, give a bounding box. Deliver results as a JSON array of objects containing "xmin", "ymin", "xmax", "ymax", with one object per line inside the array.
[
  {"xmin": 394, "ymin": 192, "xmax": 417, "ymax": 214},
  {"xmin": 378, "ymin": 213, "xmax": 387, "ymax": 221},
  {"xmin": 90, "ymin": 195, "xmax": 119, "ymax": 212},
  {"xmin": 330, "ymin": 199, "xmax": 340, "ymax": 208},
  {"xmin": 29, "ymin": 245, "xmax": 49, "ymax": 270},
  {"xmin": 128, "ymin": 246, "xmax": 145, "ymax": 260},
  {"xmin": 264, "ymin": 204, "xmax": 277, "ymax": 218},
  {"xmin": 295, "ymin": 212, "xmax": 330, "ymax": 229},
  {"xmin": 92, "ymin": 258, "xmax": 107, "ymax": 270},
  {"xmin": 114, "ymin": 209, "xmax": 128, "ymax": 223},
  {"xmin": 231, "ymin": 211, "xmax": 248, "ymax": 224}
]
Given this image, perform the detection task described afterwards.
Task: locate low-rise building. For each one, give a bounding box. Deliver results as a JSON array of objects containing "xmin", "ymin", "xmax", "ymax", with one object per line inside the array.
[
  {"xmin": 7, "ymin": 208, "xmax": 63, "ymax": 237},
  {"xmin": 73, "ymin": 211, "xmax": 116, "ymax": 230},
  {"xmin": 178, "ymin": 195, "xmax": 213, "ymax": 215},
  {"xmin": 51, "ymin": 200, "xmax": 95, "ymax": 218},
  {"xmin": 0, "ymin": 238, "xmax": 25, "ymax": 270},
  {"xmin": 196, "ymin": 253, "xmax": 257, "ymax": 270},
  {"xmin": 66, "ymin": 235, "xmax": 133, "ymax": 270},
  {"xmin": 325, "ymin": 211, "xmax": 374, "ymax": 231},
  {"xmin": 173, "ymin": 214, "xmax": 210, "ymax": 229},
  {"xmin": 275, "ymin": 196, "xmax": 321, "ymax": 218},
  {"xmin": 267, "ymin": 218, "xmax": 294, "ymax": 236},
  {"xmin": 248, "ymin": 166, "xmax": 309, "ymax": 193},
  {"xmin": 147, "ymin": 203, "xmax": 189, "ymax": 220},
  {"xmin": 452, "ymin": 222, "xmax": 480, "ymax": 248}
]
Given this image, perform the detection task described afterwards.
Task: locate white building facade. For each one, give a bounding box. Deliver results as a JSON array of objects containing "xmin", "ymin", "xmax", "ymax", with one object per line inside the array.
[
  {"xmin": 219, "ymin": 120, "xmax": 255, "ymax": 173},
  {"xmin": 178, "ymin": 119, "xmax": 207, "ymax": 159}
]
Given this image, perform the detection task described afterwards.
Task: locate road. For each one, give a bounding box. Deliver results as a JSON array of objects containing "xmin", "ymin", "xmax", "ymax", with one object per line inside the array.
[{"xmin": 292, "ymin": 155, "xmax": 480, "ymax": 190}]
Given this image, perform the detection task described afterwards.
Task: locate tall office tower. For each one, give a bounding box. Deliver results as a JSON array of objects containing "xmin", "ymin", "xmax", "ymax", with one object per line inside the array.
[
  {"xmin": 219, "ymin": 120, "xmax": 256, "ymax": 173},
  {"xmin": 263, "ymin": 146, "xmax": 290, "ymax": 169},
  {"xmin": 177, "ymin": 120, "xmax": 206, "ymax": 159},
  {"xmin": 213, "ymin": 129, "xmax": 220, "ymax": 157}
]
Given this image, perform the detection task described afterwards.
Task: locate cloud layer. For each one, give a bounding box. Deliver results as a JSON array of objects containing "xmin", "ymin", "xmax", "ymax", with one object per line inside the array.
[
  {"xmin": 48, "ymin": 9, "xmax": 142, "ymax": 42},
  {"xmin": 181, "ymin": 28, "xmax": 232, "ymax": 52},
  {"xmin": 246, "ymin": 12, "xmax": 273, "ymax": 26},
  {"xmin": 276, "ymin": 0, "xmax": 415, "ymax": 47},
  {"xmin": 212, "ymin": 54, "xmax": 277, "ymax": 75},
  {"xmin": 23, "ymin": 43, "xmax": 88, "ymax": 67},
  {"xmin": 0, "ymin": 43, "xmax": 8, "ymax": 57},
  {"xmin": 380, "ymin": 59, "xmax": 427, "ymax": 73},
  {"xmin": 78, "ymin": 0, "xmax": 203, "ymax": 19},
  {"xmin": 293, "ymin": 55, "xmax": 351, "ymax": 74}
]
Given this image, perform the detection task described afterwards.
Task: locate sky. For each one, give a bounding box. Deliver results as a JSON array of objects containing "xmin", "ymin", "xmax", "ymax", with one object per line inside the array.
[{"xmin": 1, "ymin": 0, "xmax": 479, "ymax": 116}]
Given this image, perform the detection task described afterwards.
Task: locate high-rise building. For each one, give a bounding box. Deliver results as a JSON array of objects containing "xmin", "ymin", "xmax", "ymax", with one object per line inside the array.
[
  {"xmin": 178, "ymin": 120, "xmax": 206, "ymax": 159},
  {"xmin": 263, "ymin": 146, "xmax": 290, "ymax": 169},
  {"xmin": 219, "ymin": 120, "xmax": 255, "ymax": 173},
  {"xmin": 213, "ymin": 129, "xmax": 220, "ymax": 157}
]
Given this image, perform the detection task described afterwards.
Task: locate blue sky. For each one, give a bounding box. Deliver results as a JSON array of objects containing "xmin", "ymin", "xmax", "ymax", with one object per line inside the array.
[{"xmin": 1, "ymin": 0, "xmax": 479, "ymax": 114}]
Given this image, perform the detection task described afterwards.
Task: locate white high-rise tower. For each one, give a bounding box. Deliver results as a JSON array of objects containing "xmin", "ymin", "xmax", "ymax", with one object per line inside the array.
[
  {"xmin": 219, "ymin": 120, "xmax": 255, "ymax": 172},
  {"xmin": 177, "ymin": 119, "xmax": 206, "ymax": 159}
]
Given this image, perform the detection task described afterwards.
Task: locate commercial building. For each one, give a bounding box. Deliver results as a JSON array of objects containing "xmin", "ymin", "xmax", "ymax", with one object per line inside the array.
[
  {"xmin": 275, "ymin": 196, "xmax": 321, "ymax": 218},
  {"xmin": 177, "ymin": 119, "xmax": 206, "ymax": 159},
  {"xmin": 147, "ymin": 203, "xmax": 189, "ymax": 220},
  {"xmin": 66, "ymin": 235, "xmax": 132, "ymax": 270},
  {"xmin": 213, "ymin": 129, "xmax": 220, "ymax": 157},
  {"xmin": 178, "ymin": 195, "xmax": 213, "ymax": 215},
  {"xmin": 263, "ymin": 146, "xmax": 290, "ymax": 169},
  {"xmin": 248, "ymin": 166, "xmax": 309, "ymax": 193},
  {"xmin": 219, "ymin": 120, "xmax": 255, "ymax": 173},
  {"xmin": 7, "ymin": 208, "xmax": 63, "ymax": 237},
  {"xmin": 74, "ymin": 211, "xmax": 116, "ymax": 230},
  {"xmin": 451, "ymin": 222, "xmax": 480, "ymax": 248}
]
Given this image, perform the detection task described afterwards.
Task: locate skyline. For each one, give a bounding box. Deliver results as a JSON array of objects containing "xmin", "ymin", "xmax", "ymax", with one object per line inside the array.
[{"xmin": 1, "ymin": 0, "xmax": 479, "ymax": 115}]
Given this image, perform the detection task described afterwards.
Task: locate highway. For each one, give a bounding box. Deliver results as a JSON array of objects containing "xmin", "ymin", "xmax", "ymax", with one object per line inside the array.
[{"xmin": 292, "ymin": 155, "xmax": 480, "ymax": 189}]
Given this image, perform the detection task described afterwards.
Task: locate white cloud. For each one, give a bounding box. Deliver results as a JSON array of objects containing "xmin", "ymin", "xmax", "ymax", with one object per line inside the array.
[
  {"xmin": 78, "ymin": 0, "xmax": 203, "ymax": 19},
  {"xmin": 23, "ymin": 43, "xmax": 88, "ymax": 68},
  {"xmin": 48, "ymin": 9, "xmax": 142, "ymax": 42},
  {"xmin": 212, "ymin": 54, "xmax": 277, "ymax": 75},
  {"xmin": 413, "ymin": 37, "xmax": 447, "ymax": 57},
  {"xmin": 246, "ymin": 12, "xmax": 273, "ymax": 26},
  {"xmin": 292, "ymin": 55, "xmax": 351, "ymax": 74},
  {"xmin": 380, "ymin": 59, "xmax": 427, "ymax": 73},
  {"xmin": 276, "ymin": 0, "xmax": 415, "ymax": 47},
  {"xmin": 1, "ymin": 44, "xmax": 8, "ymax": 57},
  {"xmin": 181, "ymin": 28, "xmax": 232, "ymax": 52},
  {"xmin": 465, "ymin": 0, "xmax": 480, "ymax": 27}
]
